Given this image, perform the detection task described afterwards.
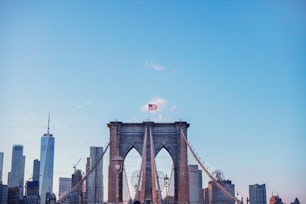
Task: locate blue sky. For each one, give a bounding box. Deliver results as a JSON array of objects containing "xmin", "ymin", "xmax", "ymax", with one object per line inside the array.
[{"xmin": 0, "ymin": 0, "xmax": 305, "ymax": 203}]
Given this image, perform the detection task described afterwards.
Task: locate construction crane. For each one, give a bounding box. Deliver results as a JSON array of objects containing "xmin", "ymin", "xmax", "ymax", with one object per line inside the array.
[{"xmin": 73, "ymin": 158, "xmax": 81, "ymax": 172}]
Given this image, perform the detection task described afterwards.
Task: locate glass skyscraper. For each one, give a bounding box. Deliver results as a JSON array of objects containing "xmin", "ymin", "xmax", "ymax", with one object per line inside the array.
[
  {"xmin": 249, "ymin": 184, "xmax": 267, "ymax": 204},
  {"xmin": 39, "ymin": 118, "xmax": 55, "ymax": 204},
  {"xmin": 32, "ymin": 159, "xmax": 40, "ymax": 181},
  {"xmin": 8, "ymin": 145, "xmax": 25, "ymax": 189},
  {"xmin": 86, "ymin": 146, "xmax": 103, "ymax": 204},
  {"xmin": 0, "ymin": 152, "xmax": 3, "ymax": 183}
]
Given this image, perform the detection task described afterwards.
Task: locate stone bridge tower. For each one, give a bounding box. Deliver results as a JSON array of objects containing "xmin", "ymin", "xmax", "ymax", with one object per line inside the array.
[{"xmin": 107, "ymin": 121, "xmax": 190, "ymax": 204}]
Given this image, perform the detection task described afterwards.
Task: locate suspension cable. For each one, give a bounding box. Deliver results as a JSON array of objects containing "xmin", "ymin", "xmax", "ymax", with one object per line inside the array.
[
  {"xmin": 180, "ymin": 128, "xmax": 242, "ymax": 204},
  {"xmin": 58, "ymin": 142, "xmax": 110, "ymax": 202},
  {"xmin": 123, "ymin": 164, "xmax": 132, "ymax": 202}
]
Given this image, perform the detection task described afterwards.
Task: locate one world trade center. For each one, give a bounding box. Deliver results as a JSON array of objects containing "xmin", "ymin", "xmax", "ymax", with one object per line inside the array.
[{"xmin": 39, "ymin": 114, "xmax": 55, "ymax": 204}]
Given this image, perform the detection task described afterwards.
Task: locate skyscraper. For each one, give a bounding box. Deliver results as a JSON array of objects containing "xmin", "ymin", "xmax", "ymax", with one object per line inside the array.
[
  {"xmin": 71, "ymin": 170, "xmax": 83, "ymax": 204},
  {"xmin": 39, "ymin": 115, "xmax": 55, "ymax": 204},
  {"xmin": 86, "ymin": 146, "xmax": 103, "ymax": 204},
  {"xmin": 0, "ymin": 152, "xmax": 5, "ymax": 203},
  {"xmin": 8, "ymin": 145, "xmax": 25, "ymax": 189},
  {"xmin": 0, "ymin": 183, "xmax": 8, "ymax": 203},
  {"xmin": 59, "ymin": 177, "xmax": 71, "ymax": 204},
  {"xmin": 249, "ymin": 184, "xmax": 267, "ymax": 204},
  {"xmin": 188, "ymin": 164, "xmax": 203, "ymax": 204},
  {"xmin": 33, "ymin": 159, "xmax": 40, "ymax": 181},
  {"xmin": 25, "ymin": 180, "xmax": 39, "ymax": 203},
  {"xmin": 0, "ymin": 152, "xmax": 3, "ymax": 183}
]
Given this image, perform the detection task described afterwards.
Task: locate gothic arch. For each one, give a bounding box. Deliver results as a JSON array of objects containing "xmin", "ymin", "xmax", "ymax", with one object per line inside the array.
[{"xmin": 107, "ymin": 121, "xmax": 190, "ymax": 204}]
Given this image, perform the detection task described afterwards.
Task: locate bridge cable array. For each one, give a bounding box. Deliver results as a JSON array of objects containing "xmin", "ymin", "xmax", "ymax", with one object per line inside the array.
[
  {"xmin": 58, "ymin": 141, "xmax": 110, "ymax": 202},
  {"xmin": 180, "ymin": 128, "xmax": 242, "ymax": 204},
  {"xmin": 122, "ymin": 164, "xmax": 133, "ymax": 202},
  {"xmin": 59, "ymin": 127, "xmax": 243, "ymax": 204}
]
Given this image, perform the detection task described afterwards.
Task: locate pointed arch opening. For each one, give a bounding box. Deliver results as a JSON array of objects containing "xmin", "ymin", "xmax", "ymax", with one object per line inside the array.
[
  {"xmin": 155, "ymin": 147, "xmax": 174, "ymax": 199},
  {"xmin": 123, "ymin": 147, "xmax": 142, "ymax": 201}
]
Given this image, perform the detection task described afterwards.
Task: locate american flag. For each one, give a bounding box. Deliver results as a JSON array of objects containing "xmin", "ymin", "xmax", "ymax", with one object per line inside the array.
[{"xmin": 148, "ymin": 104, "xmax": 158, "ymax": 111}]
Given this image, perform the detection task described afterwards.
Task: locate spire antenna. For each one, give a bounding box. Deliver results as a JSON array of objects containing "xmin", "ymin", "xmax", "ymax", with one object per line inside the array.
[{"xmin": 47, "ymin": 112, "xmax": 50, "ymax": 134}]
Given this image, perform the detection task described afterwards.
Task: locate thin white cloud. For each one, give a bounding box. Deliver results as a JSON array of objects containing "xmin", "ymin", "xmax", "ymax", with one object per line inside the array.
[
  {"xmin": 76, "ymin": 100, "xmax": 91, "ymax": 109},
  {"xmin": 144, "ymin": 60, "xmax": 166, "ymax": 71},
  {"xmin": 140, "ymin": 97, "xmax": 166, "ymax": 112},
  {"xmin": 151, "ymin": 64, "xmax": 165, "ymax": 71}
]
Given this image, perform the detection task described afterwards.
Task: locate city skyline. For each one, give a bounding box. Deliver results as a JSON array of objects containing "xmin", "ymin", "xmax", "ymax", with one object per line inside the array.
[
  {"xmin": 0, "ymin": 119, "xmax": 303, "ymax": 203},
  {"xmin": 1, "ymin": 1, "xmax": 305, "ymax": 203}
]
